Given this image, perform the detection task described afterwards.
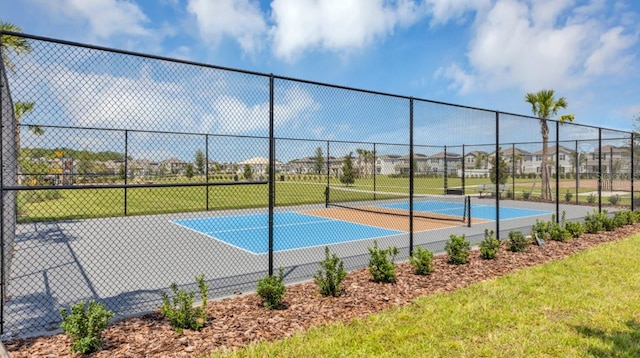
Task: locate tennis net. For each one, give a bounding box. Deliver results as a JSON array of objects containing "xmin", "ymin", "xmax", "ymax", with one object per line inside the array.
[{"xmin": 325, "ymin": 186, "xmax": 471, "ymax": 225}]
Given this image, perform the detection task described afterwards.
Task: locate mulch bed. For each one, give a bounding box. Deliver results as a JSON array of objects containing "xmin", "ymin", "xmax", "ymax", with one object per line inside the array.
[{"xmin": 6, "ymin": 223, "xmax": 640, "ymax": 357}]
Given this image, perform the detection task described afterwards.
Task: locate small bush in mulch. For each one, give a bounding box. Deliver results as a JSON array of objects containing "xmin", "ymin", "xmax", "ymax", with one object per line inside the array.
[
  {"xmin": 409, "ymin": 245, "xmax": 434, "ymax": 275},
  {"xmin": 445, "ymin": 234, "xmax": 471, "ymax": 265},
  {"xmin": 314, "ymin": 246, "xmax": 347, "ymax": 297},
  {"xmin": 160, "ymin": 274, "xmax": 209, "ymax": 333},
  {"xmin": 479, "ymin": 229, "xmax": 500, "ymax": 259},
  {"xmin": 257, "ymin": 267, "xmax": 287, "ymax": 309},
  {"xmin": 60, "ymin": 300, "xmax": 114, "ymax": 354},
  {"xmin": 507, "ymin": 230, "xmax": 530, "ymax": 252},
  {"xmin": 368, "ymin": 240, "xmax": 399, "ymax": 283}
]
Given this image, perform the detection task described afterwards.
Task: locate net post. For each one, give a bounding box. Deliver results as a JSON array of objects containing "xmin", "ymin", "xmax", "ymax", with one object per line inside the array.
[
  {"xmin": 324, "ymin": 186, "xmax": 329, "ymax": 208},
  {"xmin": 443, "ymin": 145, "xmax": 448, "ymax": 195},
  {"xmin": 205, "ymin": 134, "xmax": 209, "ymax": 211},
  {"xmin": 555, "ymin": 121, "xmax": 560, "ymax": 223},
  {"xmin": 461, "ymin": 144, "xmax": 466, "ymax": 194},
  {"xmin": 598, "ymin": 128, "xmax": 602, "ymax": 212},
  {"xmin": 512, "ymin": 143, "xmax": 516, "ymax": 200},
  {"xmin": 467, "ymin": 195, "xmax": 471, "ymax": 228},
  {"xmin": 575, "ymin": 140, "xmax": 579, "ymax": 205},
  {"xmin": 373, "ymin": 143, "xmax": 377, "ymax": 201},
  {"xmin": 631, "ymin": 132, "xmax": 635, "ymax": 211}
]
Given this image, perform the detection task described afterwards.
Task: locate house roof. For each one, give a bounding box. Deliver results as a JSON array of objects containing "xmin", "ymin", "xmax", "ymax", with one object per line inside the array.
[
  {"xmin": 531, "ymin": 145, "xmax": 574, "ymax": 155},
  {"xmin": 237, "ymin": 157, "xmax": 283, "ymax": 165}
]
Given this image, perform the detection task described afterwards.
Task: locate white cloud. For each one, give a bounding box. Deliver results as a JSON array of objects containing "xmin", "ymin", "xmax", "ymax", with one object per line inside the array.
[
  {"xmin": 424, "ymin": 0, "xmax": 490, "ymax": 26},
  {"xmin": 201, "ymin": 85, "xmax": 320, "ymax": 134},
  {"xmin": 186, "ymin": 0, "xmax": 267, "ymax": 53},
  {"xmin": 270, "ymin": 0, "xmax": 422, "ymax": 61},
  {"xmin": 47, "ymin": 64, "xmax": 197, "ymax": 131},
  {"xmin": 437, "ymin": 0, "xmax": 638, "ymax": 93},
  {"xmin": 34, "ymin": 0, "xmax": 151, "ymax": 39},
  {"xmin": 585, "ymin": 26, "xmax": 636, "ymax": 75}
]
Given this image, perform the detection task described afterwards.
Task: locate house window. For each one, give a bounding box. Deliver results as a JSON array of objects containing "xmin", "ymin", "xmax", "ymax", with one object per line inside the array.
[
  {"xmin": 536, "ymin": 155, "xmax": 542, "ymax": 161},
  {"xmin": 559, "ymin": 154, "xmax": 565, "ymax": 161}
]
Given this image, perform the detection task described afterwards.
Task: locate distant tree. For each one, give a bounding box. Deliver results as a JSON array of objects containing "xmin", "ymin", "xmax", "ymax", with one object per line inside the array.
[
  {"xmin": 194, "ymin": 149, "xmax": 205, "ymax": 174},
  {"xmin": 185, "ymin": 163, "xmax": 194, "ymax": 179},
  {"xmin": 475, "ymin": 152, "xmax": 489, "ymax": 170},
  {"xmin": 314, "ymin": 147, "xmax": 324, "ymax": 174},
  {"xmin": 340, "ymin": 152, "xmax": 355, "ymax": 186},
  {"xmin": 118, "ymin": 164, "xmax": 126, "ymax": 180},
  {"xmin": 490, "ymin": 149, "xmax": 510, "ymax": 185},
  {"xmin": 525, "ymin": 89, "xmax": 574, "ymax": 200},
  {"xmin": 243, "ymin": 164, "xmax": 253, "ymax": 180}
]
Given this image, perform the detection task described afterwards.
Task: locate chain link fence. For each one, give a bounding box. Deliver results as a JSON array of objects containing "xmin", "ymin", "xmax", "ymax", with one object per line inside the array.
[{"xmin": 1, "ymin": 32, "xmax": 637, "ymax": 338}]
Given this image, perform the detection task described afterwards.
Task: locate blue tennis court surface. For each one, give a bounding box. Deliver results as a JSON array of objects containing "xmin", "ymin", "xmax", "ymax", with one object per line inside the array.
[
  {"xmin": 381, "ymin": 201, "xmax": 551, "ymax": 221},
  {"xmin": 174, "ymin": 212, "xmax": 403, "ymax": 254},
  {"xmin": 175, "ymin": 202, "xmax": 550, "ymax": 254}
]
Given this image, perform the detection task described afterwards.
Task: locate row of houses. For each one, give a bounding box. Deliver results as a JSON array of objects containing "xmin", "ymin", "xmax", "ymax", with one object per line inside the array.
[
  {"xmin": 286, "ymin": 144, "xmax": 632, "ymax": 177},
  {"xmin": 26, "ymin": 145, "xmax": 633, "ymax": 180}
]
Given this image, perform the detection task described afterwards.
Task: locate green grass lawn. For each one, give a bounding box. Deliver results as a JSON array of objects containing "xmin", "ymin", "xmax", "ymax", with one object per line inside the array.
[
  {"xmin": 209, "ymin": 234, "xmax": 640, "ymax": 357},
  {"xmin": 16, "ymin": 175, "xmax": 635, "ymax": 222}
]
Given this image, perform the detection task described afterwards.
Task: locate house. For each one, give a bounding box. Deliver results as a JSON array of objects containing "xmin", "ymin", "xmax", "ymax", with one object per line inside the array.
[
  {"xmin": 161, "ymin": 157, "xmax": 188, "ymax": 175},
  {"xmin": 460, "ymin": 150, "xmax": 489, "ymax": 177},
  {"xmin": 287, "ymin": 156, "xmax": 334, "ymax": 174},
  {"xmin": 498, "ymin": 147, "xmax": 531, "ymax": 175},
  {"xmin": 522, "ymin": 145, "xmax": 574, "ymax": 175},
  {"xmin": 586, "ymin": 145, "xmax": 631, "ymax": 176},
  {"xmin": 426, "ymin": 151, "xmax": 462, "ymax": 175},
  {"xmin": 375, "ymin": 154, "xmax": 402, "ymax": 175},
  {"xmin": 236, "ymin": 157, "xmax": 284, "ymax": 176}
]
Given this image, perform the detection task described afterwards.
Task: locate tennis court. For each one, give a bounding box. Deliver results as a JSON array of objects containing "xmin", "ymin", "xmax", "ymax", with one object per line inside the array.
[
  {"xmin": 175, "ymin": 212, "xmax": 403, "ymax": 254},
  {"xmin": 174, "ymin": 194, "xmax": 552, "ymax": 254}
]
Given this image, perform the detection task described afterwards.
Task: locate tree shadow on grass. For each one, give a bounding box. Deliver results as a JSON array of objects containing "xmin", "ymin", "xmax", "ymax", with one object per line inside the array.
[{"xmin": 574, "ymin": 320, "xmax": 640, "ymax": 357}]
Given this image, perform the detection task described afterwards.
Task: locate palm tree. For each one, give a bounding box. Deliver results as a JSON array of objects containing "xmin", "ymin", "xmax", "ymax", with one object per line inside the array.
[
  {"xmin": 0, "ymin": 21, "xmax": 31, "ymax": 72},
  {"xmin": 525, "ymin": 90, "xmax": 574, "ymax": 200},
  {"xmin": 512, "ymin": 153, "xmax": 525, "ymax": 176},
  {"xmin": 2, "ymin": 22, "xmax": 41, "ymax": 183}
]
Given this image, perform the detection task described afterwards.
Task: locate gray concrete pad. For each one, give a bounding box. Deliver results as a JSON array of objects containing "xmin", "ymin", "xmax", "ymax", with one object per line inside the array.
[{"xmin": 3, "ymin": 199, "xmax": 603, "ymax": 338}]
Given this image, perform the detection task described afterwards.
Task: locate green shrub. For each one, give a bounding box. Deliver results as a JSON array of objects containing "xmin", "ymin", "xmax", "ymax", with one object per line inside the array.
[
  {"xmin": 608, "ymin": 195, "xmax": 620, "ymax": 205},
  {"xmin": 507, "ymin": 231, "xmax": 530, "ymax": 252},
  {"xmin": 587, "ymin": 193, "xmax": 596, "ymax": 204},
  {"xmin": 160, "ymin": 274, "xmax": 209, "ymax": 333},
  {"xmin": 564, "ymin": 190, "xmax": 573, "ymax": 202},
  {"xmin": 314, "ymin": 247, "xmax": 347, "ymax": 297},
  {"xmin": 612, "ymin": 211, "xmax": 629, "ymax": 228},
  {"xmin": 617, "ymin": 210, "xmax": 640, "ymax": 225},
  {"xmin": 522, "ymin": 191, "xmax": 531, "ymax": 200},
  {"xmin": 564, "ymin": 221, "xmax": 584, "ymax": 238},
  {"xmin": 409, "ymin": 246, "xmax": 434, "ymax": 275},
  {"xmin": 445, "ymin": 234, "xmax": 471, "ymax": 265},
  {"xmin": 531, "ymin": 218, "xmax": 552, "ymax": 241},
  {"xmin": 60, "ymin": 300, "xmax": 114, "ymax": 354},
  {"xmin": 479, "ymin": 229, "xmax": 500, "ymax": 259},
  {"xmin": 584, "ymin": 210, "xmax": 607, "ymax": 234},
  {"xmin": 368, "ymin": 240, "xmax": 399, "ymax": 283},
  {"xmin": 548, "ymin": 222, "xmax": 570, "ymax": 242},
  {"xmin": 257, "ymin": 267, "xmax": 287, "ymax": 309}
]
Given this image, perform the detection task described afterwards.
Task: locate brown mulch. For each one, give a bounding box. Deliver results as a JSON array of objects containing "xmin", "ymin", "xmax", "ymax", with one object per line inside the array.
[{"xmin": 6, "ymin": 223, "xmax": 640, "ymax": 357}]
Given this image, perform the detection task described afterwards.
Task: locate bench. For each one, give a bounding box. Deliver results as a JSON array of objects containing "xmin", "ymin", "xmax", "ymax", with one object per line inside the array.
[{"xmin": 477, "ymin": 183, "xmax": 510, "ymax": 198}]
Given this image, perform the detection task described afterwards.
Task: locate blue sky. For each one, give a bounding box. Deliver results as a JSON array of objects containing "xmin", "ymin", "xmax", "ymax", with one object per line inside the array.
[{"xmin": 3, "ymin": 0, "xmax": 640, "ymax": 161}]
